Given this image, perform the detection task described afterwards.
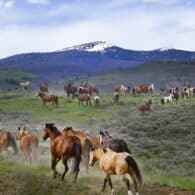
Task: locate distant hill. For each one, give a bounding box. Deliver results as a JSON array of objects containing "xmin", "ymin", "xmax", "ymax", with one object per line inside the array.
[
  {"xmin": 1, "ymin": 41, "xmax": 195, "ymax": 83},
  {"xmin": 88, "ymin": 60, "xmax": 195, "ymax": 92}
]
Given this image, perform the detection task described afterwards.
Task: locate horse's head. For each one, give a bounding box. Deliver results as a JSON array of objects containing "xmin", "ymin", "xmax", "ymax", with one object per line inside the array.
[
  {"xmin": 43, "ymin": 123, "xmax": 53, "ymax": 140},
  {"xmin": 89, "ymin": 147, "xmax": 103, "ymax": 166},
  {"xmin": 18, "ymin": 127, "xmax": 28, "ymax": 138}
]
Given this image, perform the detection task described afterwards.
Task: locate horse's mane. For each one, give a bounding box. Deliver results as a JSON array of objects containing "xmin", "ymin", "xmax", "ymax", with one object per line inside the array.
[
  {"xmin": 63, "ymin": 127, "xmax": 73, "ymax": 131},
  {"xmin": 45, "ymin": 123, "xmax": 60, "ymax": 133}
]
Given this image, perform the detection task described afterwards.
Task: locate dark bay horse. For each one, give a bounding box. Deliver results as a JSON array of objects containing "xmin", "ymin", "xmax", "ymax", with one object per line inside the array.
[
  {"xmin": 40, "ymin": 83, "xmax": 49, "ymax": 93},
  {"xmin": 0, "ymin": 130, "xmax": 18, "ymax": 155},
  {"xmin": 64, "ymin": 83, "xmax": 78, "ymax": 98},
  {"xmin": 36, "ymin": 91, "xmax": 58, "ymax": 107},
  {"xmin": 99, "ymin": 130, "xmax": 131, "ymax": 154},
  {"xmin": 43, "ymin": 123, "xmax": 82, "ymax": 182}
]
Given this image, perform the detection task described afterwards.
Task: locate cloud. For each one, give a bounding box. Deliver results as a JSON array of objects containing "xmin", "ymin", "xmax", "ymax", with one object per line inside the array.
[
  {"xmin": 27, "ymin": 0, "xmax": 49, "ymax": 5},
  {"xmin": 0, "ymin": 0, "xmax": 15, "ymax": 8}
]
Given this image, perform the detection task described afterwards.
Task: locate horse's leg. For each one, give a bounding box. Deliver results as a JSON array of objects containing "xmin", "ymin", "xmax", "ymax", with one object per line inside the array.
[
  {"xmin": 61, "ymin": 158, "xmax": 69, "ymax": 181},
  {"xmin": 121, "ymin": 176, "xmax": 132, "ymax": 195},
  {"xmin": 107, "ymin": 175, "xmax": 114, "ymax": 194},
  {"xmin": 73, "ymin": 156, "xmax": 81, "ymax": 182},
  {"xmin": 51, "ymin": 158, "xmax": 60, "ymax": 178},
  {"xmin": 130, "ymin": 172, "xmax": 139, "ymax": 195},
  {"xmin": 101, "ymin": 176, "xmax": 108, "ymax": 192}
]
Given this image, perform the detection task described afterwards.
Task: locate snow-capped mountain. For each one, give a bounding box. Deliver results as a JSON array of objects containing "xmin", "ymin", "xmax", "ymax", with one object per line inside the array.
[
  {"xmin": 58, "ymin": 41, "xmax": 111, "ymax": 52},
  {"xmin": 1, "ymin": 41, "xmax": 195, "ymax": 82}
]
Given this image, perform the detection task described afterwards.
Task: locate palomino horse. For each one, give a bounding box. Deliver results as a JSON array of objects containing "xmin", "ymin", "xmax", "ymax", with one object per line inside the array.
[
  {"xmin": 73, "ymin": 93, "xmax": 92, "ymax": 106},
  {"xmin": 93, "ymin": 95, "xmax": 100, "ymax": 107},
  {"xmin": 20, "ymin": 81, "xmax": 31, "ymax": 90},
  {"xmin": 99, "ymin": 130, "xmax": 131, "ymax": 154},
  {"xmin": 0, "ymin": 130, "xmax": 18, "ymax": 155},
  {"xmin": 36, "ymin": 91, "xmax": 58, "ymax": 107},
  {"xmin": 62, "ymin": 127, "xmax": 92, "ymax": 172},
  {"xmin": 138, "ymin": 99, "xmax": 153, "ymax": 115},
  {"xmin": 43, "ymin": 124, "xmax": 82, "ymax": 182},
  {"xmin": 89, "ymin": 147, "xmax": 142, "ymax": 195},
  {"xmin": 18, "ymin": 127, "xmax": 39, "ymax": 164},
  {"xmin": 40, "ymin": 83, "xmax": 49, "ymax": 93}
]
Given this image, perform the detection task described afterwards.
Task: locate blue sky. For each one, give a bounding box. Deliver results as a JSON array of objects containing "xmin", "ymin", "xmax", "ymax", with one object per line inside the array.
[{"xmin": 0, "ymin": 0, "xmax": 195, "ymax": 58}]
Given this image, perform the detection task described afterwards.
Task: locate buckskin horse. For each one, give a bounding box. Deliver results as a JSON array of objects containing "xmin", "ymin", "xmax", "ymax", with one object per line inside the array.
[
  {"xmin": 89, "ymin": 147, "xmax": 142, "ymax": 195},
  {"xmin": 43, "ymin": 123, "xmax": 82, "ymax": 182}
]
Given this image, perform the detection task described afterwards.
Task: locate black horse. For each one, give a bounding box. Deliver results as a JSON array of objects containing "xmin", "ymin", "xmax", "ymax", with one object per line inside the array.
[
  {"xmin": 99, "ymin": 130, "xmax": 131, "ymax": 153},
  {"xmin": 64, "ymin": 82, "xmax": 78, "ymax": 98}
]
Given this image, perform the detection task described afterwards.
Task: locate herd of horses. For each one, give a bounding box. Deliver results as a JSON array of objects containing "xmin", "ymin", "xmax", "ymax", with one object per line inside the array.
[{"xmin": 0, "ymin": 125, "xmax": 141, "ymax": 195}]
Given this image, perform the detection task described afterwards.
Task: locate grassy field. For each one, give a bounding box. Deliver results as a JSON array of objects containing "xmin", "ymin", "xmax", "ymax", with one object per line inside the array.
[{"xmin": 0, "ymin": 91, "xmax": 195, "ymax": 194}]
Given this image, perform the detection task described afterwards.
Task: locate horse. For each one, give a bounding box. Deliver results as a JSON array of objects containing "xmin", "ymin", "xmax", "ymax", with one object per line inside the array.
[
  {"xmin": 93, "ymin": 95, "xmax": 100, "ymax": 107},
  {"xmin": 89, "ymin": 147, "xmax": 142, "ymax": 195},
  {"xmin": 113, "ymin": 92, "xmax": 120, "ymax": 104},
  {"xmin": 148, "ymin": 83, "xmax": 155, "ymax": 94},
  {"xmin": 18, "ymin": 127, "xmax": 39, "ymax": 164},
  {"xmin": 138, "ymin": 99, "xmax": 153, "ymax": 115},
  {"xmin": 89, "ymin": 84, "xmax": 99, "ymax": 95},
  {"xmin": 62, "ymin": 127, "xmax": 92, "ymax": 172},
  {"xmin": 64, "ymin": 83, "xmax": 78, "ymax": 98},
  {"xmin": 161, "ymin": 94, "xmax": 174, "ymax": 104},
  {"xmin": 40, "ymin": 83, "xmax": 49, "ymax": 93},
  {"xmin": 73, "ymin": 93, "xmax": 92, "ymax": 106},
  {"xmin": 36, "ymin": 91, "xmax": 58, "ymax": 107},
  {"xmin": 0, "ymin": 130, "xmax": 18, "ymax": 156},
  {"xmin": 77, "ymin": 87, "xmax": 91, "ymax": 95},
  {"xmin": 99, "ymin": 130, "xmax": 131, "ymax": 154},
  {"xmin": 43, "ymin": 123, "xmax": 82, "ymax": 182},
  {"xmin": 20, "ymin": 81, "xmax": 31, "ymax": 90},
  {"xmin": 120, "ymin": 84, "xmax": 128, "ymax": 95}
]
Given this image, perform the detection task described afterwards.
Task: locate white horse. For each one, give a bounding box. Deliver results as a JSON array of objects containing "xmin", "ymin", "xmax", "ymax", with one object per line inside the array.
[
  {"xmin": 20, "ymin": 81, "xmax": 31, "ymax": 90},
  {"xmin": 148, "ymin": 83, "xmax": 155, "ymax": 94},
  {"xmin": 120, "ymin": 84, "xmax": 128, "ymax": 95},
  {"xmin": 161, "ymin": 93, "xmax": 174, "ymax": 104},
  {"xmin": 93, "ymin": 95, "xmax": 100, "ymax": 107}
]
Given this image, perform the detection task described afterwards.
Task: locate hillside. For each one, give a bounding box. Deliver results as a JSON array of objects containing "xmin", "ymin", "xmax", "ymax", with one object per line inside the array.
[
  {"xmin": 89, "ymin": 60, "xmax": 195, "ymax": 92},
  {"xmin": 1, "ymin": 42, "xmax": 195, "ymax": 84}
]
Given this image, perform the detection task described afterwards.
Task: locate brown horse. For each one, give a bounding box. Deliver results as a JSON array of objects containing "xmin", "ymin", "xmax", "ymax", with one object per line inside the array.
[
  {"xmin": 113, "ymin": 92, "xmax": 120, "ymax": 104},
  {"xmin": 36, "ymin": 91, "xmax": 58, "ymax": 107},
  {"xmin": 18, "ymin": 127, "xmax": 39, "ymax": 164},
  {"xmin": 89, "ymin": 147, "xmax": 142, "ymax": 195},
  {"xmin": 40, "ymin": 83, "xmax": 49, "ymax": 93},
  {"xmin": 62, "ymin": 127, "xmax": 92, "ymax": 172},
  {"xmin": 43, "ymin": 123, "xmax": 82, "ymax": 182},
  {"xmin": 138, "ymin": 99, "xmax": 153, "ymax": 115},
  {"xmin": 89, "ymin": 84, "xmax": 99, "ymax": 95},
  {"xmin": 0, "ymin": 130, "xmax": 18, "ymax": 155},
  {"xmin": 73, "ymin": 93, "xmax": 92, "ymax": 106}
]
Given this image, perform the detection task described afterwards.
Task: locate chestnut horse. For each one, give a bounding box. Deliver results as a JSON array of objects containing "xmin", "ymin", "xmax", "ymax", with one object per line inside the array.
[
  {"xmin": 89, "ymin": 147, "xmax": 142, "ymax": 195},
  {"xmin": 43, "ymin": 124, "xmax": 82, "ymax": 182},
  {"xmin": 18, "ymin": 127, "xmax": 39, "ymax": 164},
  {"xmin": 89, "ymin": 84, "xmax": 99, "ymax": 95},
  {"xmin": 138, "ymin": 99, "xmax": 153, "ymax": 115},
  {"xmin": 73, "ymin": 93, "xmax": 92, "ymax": 106},
  {"xmin": 62, "ymin": 127, "xmax": 92, "ymax": 172},
  {"xmin": 113, "ymin": 92, "xmax": 120, "ymax": 104},
  {"xmin": 0, "ymin": 130, "xmax": 18, "ymax": 155},
  {"xmin": 36, "ymin": 91, "xmax": 58, "ymax": 107},
  {"xmin": 99, "ymin": 130, "xmax": 131, "ymax": 154}
]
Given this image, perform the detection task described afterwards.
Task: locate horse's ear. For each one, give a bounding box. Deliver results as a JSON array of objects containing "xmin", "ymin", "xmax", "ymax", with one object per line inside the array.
[
  {"xmin": 103, "ymin": 147, "xmax": 107, "ymax": 153},
  {"xmin": 18, "ymin": 127, "xmax": 21, "ymax": 131},
  {"xmin": 99, "ymin": 130, "xmax": 104, "ymax": 136}
]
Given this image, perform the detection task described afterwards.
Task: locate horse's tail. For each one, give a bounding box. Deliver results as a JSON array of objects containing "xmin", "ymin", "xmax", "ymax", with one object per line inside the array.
[
  {"xmin": 126, "ymin": 155, "xmax": 142, "ymax": 184},
  {"xmin": 7, "ymin": 132, "xmax": 18, "ymax": 155},
  {"xmin": 55, "ymin": 96, "xmax": 59, "ymax": 107},
  {"xmin": 72, "ymin": 143, "xmax": 82, "ymax": 173}
]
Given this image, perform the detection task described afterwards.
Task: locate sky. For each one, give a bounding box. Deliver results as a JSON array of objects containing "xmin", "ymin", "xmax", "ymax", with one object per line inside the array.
[{"xmin": 0, "ymin": 0, "xmax": 195, "ymax": 58}]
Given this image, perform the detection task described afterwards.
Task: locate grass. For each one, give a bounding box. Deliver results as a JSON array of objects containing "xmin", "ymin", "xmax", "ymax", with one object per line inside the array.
[{"xmin": 0, "ymin": 91, "xmax": 195, "ymax": 193}]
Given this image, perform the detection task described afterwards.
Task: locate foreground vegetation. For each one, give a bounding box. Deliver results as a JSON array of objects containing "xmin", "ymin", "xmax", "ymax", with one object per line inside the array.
[{"xmin": 0, "ymin": 91, "xmax": 195, "ymax": 194}]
